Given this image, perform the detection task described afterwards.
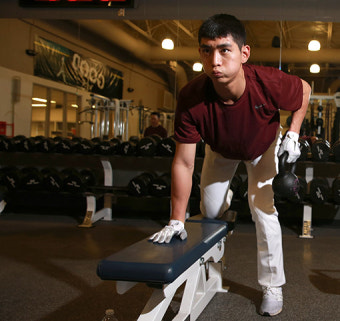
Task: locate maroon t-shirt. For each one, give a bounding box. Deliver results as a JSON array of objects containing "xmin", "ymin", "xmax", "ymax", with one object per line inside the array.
[
  {"xmin": 144, "ymin": 125, "xmax": 168, "ymax": 138},
  {"xmin": 174, "ymin": 64, "xmax": 303, "ymax": 160}
]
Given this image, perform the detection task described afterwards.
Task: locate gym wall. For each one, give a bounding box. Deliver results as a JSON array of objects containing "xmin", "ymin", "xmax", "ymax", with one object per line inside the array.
[{"xmin": 0, "ymin": 19, "xmax": 170, "ymax": 138}]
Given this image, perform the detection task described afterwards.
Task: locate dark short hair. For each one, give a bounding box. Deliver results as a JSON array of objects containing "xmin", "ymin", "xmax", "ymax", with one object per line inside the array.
[
  {"xmin": 198, "ymin": 14, "xmax": 246, "ymax": 50},
  {"xmin": 151, "ymin": 112, "xmax": 160, "ymax": 118}
]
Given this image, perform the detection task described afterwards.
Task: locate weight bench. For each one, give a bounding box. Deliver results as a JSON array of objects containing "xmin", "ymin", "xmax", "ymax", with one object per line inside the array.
[{"xmin": 97, "ymin": 216, "xmax": 230, "ymax": 321}]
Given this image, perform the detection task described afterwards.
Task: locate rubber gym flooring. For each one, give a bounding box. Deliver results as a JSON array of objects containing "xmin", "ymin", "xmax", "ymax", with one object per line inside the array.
[{"xmin": 0, "ymin": 211, "xmax": 339, "ymax": 321}]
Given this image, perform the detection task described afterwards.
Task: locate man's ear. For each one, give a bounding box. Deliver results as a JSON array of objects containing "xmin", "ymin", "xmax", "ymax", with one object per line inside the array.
[{"xmin": 241, "ymin": 45, "xmax": 250, "ymax": 63}]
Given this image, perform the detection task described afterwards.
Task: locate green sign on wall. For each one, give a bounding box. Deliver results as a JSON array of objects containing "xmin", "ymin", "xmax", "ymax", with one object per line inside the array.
[{"xmin": 34, "ymin": 36, "xmax": 123, "ymax": 99}]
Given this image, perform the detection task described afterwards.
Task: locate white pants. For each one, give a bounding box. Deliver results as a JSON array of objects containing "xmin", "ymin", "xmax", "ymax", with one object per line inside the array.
[{"xmin": 200, "ymin": 129, "xmax": 285, "ymax": 287}]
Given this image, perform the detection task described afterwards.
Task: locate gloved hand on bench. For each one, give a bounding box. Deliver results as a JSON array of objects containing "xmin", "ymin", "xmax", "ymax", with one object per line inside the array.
[{"xmin": 149, "ymin": 219, "xmax": 187, "ymax": 243}]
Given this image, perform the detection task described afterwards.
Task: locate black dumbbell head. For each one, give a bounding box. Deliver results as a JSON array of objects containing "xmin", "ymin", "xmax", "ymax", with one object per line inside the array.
[
  {"xmin": 128, "ymin": 172, "xmax": 157, "ymax": 196},
  {"xmin": 311, "ymin": 139, "xmax": 330, "ymax": 162},
  {"xmin": 149, "ymin": 173, "xmax": 171, "ymax": 197},
  {"xmin": 158, "ymin": 137, "xmax": 176, "ymax": 157},
  {"xmin": 137, "ymin": 136, "xmax": 158, "ymax": 157},
  {"xmin": 332, "ymin": 177, "xmax": 340, "ymax": 204},
  {"xmin": 309, "ymin": 177, "xmax": 330, "ymax": 204}
]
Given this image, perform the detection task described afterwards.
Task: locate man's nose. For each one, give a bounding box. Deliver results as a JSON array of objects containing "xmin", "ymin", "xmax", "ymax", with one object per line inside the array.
[{"xmin": 212, "ymin": 51, "xmax": 222, "ymax": 66}]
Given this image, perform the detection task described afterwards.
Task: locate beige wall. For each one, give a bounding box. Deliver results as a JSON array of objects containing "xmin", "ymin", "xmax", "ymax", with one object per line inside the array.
[{"xmin": 0, "ymin": 19, "xmax": 171, "ymax": 139}]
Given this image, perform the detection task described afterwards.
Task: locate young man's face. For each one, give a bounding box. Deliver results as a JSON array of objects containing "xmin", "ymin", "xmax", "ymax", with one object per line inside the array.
[{"xmin": 199, "ymin": 35, "xmax": 250, "ymax": 86}]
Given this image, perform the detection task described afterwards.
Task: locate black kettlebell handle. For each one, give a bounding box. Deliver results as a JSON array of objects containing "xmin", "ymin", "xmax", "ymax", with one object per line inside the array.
[{"xmin": 279, "ymin": 151, "xmax": 296, "ymax": 174}]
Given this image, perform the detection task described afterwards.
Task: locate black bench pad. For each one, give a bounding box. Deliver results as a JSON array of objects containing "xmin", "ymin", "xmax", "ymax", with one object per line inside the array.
[{"xmin": 97, "ymin": 219, "xmax": 227, "ymax": 285}]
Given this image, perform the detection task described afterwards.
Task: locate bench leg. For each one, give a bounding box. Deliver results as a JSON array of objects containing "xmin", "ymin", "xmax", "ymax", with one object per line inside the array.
[
  {"xmin": 174, "ymin": 241, "xmax": 228, "ymax": 321},
  {"xmin": 137, "ymin": 288, "xmax": 176, "ymax": 321},
  {"xmin": 135, "ymin": 238, "xmax": 228, "ymax": 321}
]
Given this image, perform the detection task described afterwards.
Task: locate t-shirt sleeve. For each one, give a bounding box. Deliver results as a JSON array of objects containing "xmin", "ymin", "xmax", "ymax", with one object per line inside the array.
[
  {"xmin": 267, "ymin": 68, "xmax": 303, "ymax": 112},
  {"xmin": 173, "ymin": 90, "xmax": 202, "ymax": 143}
]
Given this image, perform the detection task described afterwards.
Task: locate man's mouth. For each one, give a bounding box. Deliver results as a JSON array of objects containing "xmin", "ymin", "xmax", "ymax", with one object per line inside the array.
[{"xmin": 212, "ymin": 71, "xmax": 223, "ymax": 78}]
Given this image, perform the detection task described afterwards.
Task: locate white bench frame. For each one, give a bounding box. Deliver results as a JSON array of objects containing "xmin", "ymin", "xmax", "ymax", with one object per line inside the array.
[{"xmin": 116, "ymin": 237, "xmax": 228, "ymax": 321}]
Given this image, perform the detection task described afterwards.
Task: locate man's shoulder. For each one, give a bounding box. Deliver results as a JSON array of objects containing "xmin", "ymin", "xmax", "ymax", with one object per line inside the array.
[{"xmin": 243, "ymin": 64, "xmax": 280, "ymax": 79}]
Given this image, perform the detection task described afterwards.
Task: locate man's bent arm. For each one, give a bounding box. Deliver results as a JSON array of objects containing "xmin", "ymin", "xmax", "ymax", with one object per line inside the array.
[{"xmin": 289, "ymin": 79, "xmax": 311, "ymax": 134}]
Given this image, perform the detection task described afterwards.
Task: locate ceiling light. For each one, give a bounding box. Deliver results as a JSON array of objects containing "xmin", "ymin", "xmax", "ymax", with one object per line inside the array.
[
  {"xmin": 32, "ymin": 104, "xmax": 47, "ymax": 107},
  {"xmin": 308, "ymin": 40, "xmax": 321, "ymax": 51},
  {"xmin": 162, "ymin": 38, "xmax": 174, "ymax": 50},
  {"xmin": 32, "ymin": 97, "xmax": 47, "ymax": 102},
  {"xmin": 310, "ymin": 64, "xmax": 320, "ymax": 73},
  {"xmin": 193, "ymin": 62, "xmax": 203, "ymax": 72}
]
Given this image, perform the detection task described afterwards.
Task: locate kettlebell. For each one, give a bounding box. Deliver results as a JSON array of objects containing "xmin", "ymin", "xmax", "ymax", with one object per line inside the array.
[{"xmin": 272, "ymin": 152, "xmax": 300, "ymax": 200}]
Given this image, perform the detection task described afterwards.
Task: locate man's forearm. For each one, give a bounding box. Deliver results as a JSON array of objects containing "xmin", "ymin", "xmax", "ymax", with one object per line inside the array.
[{"xmin": 170, "ymin": 161, "xmax": 194, "ymax": 223}]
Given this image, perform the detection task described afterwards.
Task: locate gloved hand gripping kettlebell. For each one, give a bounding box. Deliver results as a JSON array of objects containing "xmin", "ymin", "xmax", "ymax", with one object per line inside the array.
[{"xmin": 272, "ymin": 151, "xmax": 300, "ymax": 200}]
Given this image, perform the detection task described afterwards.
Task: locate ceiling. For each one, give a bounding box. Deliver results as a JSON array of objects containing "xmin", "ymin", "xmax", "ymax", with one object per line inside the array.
[
  {"xmin": 71, "ymin": 19, "xmax": 340, "ymax": 94},
  {"xmin": 2, "ymin": 0, "xmax": 340, "ymax": 93}
]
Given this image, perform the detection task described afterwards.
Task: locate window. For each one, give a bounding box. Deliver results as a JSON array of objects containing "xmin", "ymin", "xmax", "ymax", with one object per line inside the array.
[{"xmin": 31, "ymin": 84, "xmax": 80, "ymax": 138}]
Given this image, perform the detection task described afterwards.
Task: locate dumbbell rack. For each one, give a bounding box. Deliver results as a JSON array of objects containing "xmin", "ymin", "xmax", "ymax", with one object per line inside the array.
[
  {"xmin": 78, "ymin": 159, "xmax": 113, "ymax": 228},
  {"xmin": 295, "ymin": 161, "xmax": 340, "ymax": 238},
  {"xmin": 1, "ymin": 151, "xmax": 338, "ymax": 233},
  {"xmin": 300, "ymin": 165, "xmax": 314, "ymax": 238},
  {"xmin": 0, "ymin": 152, "xmax": 115, "ymax": 227}
]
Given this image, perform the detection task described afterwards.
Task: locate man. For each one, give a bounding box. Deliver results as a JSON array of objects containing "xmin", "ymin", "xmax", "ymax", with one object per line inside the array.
[
  {"xmin": 143, "ymin": 111, "xmax": 168, "ymax": 138},
  {"xmin": 150, "ymin": 14, "xmax": 311, "ymax": 317}
]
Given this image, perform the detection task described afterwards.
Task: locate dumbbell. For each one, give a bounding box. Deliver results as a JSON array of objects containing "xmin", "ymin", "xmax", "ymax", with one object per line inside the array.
[
  {"xmin": 230, "ymin": 174, "xmax": 243, "ymax": 199},
  {"xmin": 73, "ymin": 138, "xmax": 95, "ymax": 155},
  {"xmin": 0, "ymin": 135, "xmax": 14, "ymax": 152},
  {"xmin": 137, "ymin": 136, "xmax": 159, "ymax": 157},
  {"xmin": 33, "ymin": 136, "xmax": 56, "ymax": 153},
  {"xmin": 158, "ymin": 136, "xmax": 176, "ymax": 157},
  {"xmin": 298, "ymin": 138, "xmax": 310, "ymax": 161},
  {"xmin": 12, "ymin": 135, "xmax": 36, "ymax": 152},
  {"xmin": 311, "ymin": 139, "xmax": 331, "ymax": 162},
  {"xmin": 0, "ymin": 167, "xmax": 21, "ymax": 190},
  {"xmin": 149, "ymin": 173, "xmax": 171, "ymax": 197},
  {"xmin": 332, "ymin": 177, "xmax": 340, "ymax": 204},
  {"xmin": 0, "ymin": 184, "xmax": 8, "ymax": 212},
  {"xmin": 191, "ymin": 172, "xmax": 201, "ymax": 198},
  {"xmin": 54, "ymin": 137, "xmax": 75, "ymax": 154},
  {"xmin": 90, "ymin": 137, "xmax": 102, "ymax": 144},
  {"xmin": 316, "ymin": 117, "xmax": 324, "ymax": 138},
  {"xmin": 20, "ymin": 167, "xmax": 43, "ymax": 191},
  {"xmin": 79, "ymin": 168, "xmax": 97, "ymax": 187},
  {"xmin": 287, "ymin": 176, "xmax": 307, "ymax": 203},
  {"xmin": 128, "ymin": 172, "xmax": 157, "ymax": 196},
  {"xmin": 129, "ymin": 136, "xmax": 140, "ymax": 145},
  {"xmin": 196, "ymin": 140, "xmax": 206, "ymax": 158},
  {"xmin": 94, "ymin": 138, "xmax": 121, "ymax": 155},
  {"xmin": 331, "ymin": 140, "xmax": 340, "ymax": 162},
  {"xmin": 41, "ymin": 167, "xmax": 64, "ymax": 193},
  {"xmin": 151, "ymin": 134, "xmax": 162, "ymax": 144},
  {"xmin": 119, "ymin": 140, "xmax": 137, "ymax": 156},
  {"xmin": 238, "ymin": 177, "xmax": 248, "ymax": 201},
  {"xmin": 309, "ymin": 177, "xmax": 331, "ymax": 204},
  {"xmin": 62, "ymin": 168, "xmax": 96, "ymax": 193}
]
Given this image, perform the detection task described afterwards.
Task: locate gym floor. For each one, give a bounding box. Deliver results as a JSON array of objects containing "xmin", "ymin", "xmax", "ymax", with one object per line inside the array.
[{"xmin": 0, "ymin": 211, "xmax": 339, "ymax": 321}]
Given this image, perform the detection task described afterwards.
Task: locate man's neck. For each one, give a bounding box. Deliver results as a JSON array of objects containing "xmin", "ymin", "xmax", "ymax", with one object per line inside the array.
[{"xmin": 213, "ymin": 67, "xmax": 246, "ymax": 105}]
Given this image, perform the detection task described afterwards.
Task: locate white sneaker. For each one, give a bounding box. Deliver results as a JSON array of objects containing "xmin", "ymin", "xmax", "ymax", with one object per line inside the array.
[{"xmin": 259, "ymin": 286, "xmax": 283, "ymax": 316}]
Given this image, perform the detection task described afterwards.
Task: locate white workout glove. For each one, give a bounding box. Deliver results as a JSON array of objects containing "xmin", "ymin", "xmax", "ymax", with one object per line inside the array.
[
  {"xmin": 149, "ymin": 219, "xmax": 187, "ymax": 244},
  {"xmin": 278, "ymin": 131, "xmax": 300, "ymax": 163}
]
